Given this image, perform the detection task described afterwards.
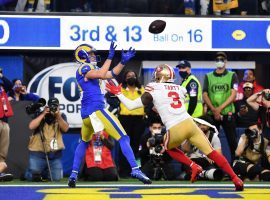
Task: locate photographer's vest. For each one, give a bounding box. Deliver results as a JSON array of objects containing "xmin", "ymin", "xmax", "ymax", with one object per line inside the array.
[
  {"xmin": 181, "ymin": 74, "xmax": 203, "ymax": 117},
  {"xmin": 28, "ymin": 122, "xmax": 65, "ymax": 152},
  {"xmin": 207, "ymin": 71, "xmax": 235, "ymax": 115},
  {"xmin": 85, "ymin": 133, "xmax": 115, "ymax": 169},
  {"xmin": 0, "ymin": 90, "xmax": 13, "ymax": 118}
]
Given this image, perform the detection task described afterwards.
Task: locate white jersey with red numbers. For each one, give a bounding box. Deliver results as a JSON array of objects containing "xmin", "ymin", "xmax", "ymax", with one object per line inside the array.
[{"xmin": 145, "ymin": 82, "xmax": 191, "ymax": 129}]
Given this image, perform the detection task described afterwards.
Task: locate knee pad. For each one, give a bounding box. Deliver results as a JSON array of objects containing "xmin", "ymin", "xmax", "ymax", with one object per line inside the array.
[
  {"xmin": 247, "ymin": 165, "xmax": 263, "ymax": 180},
  {"xmin": 259, "ymin": 171, "xmax": 270, "ymax": 181},
  {"xmin": 233, "ymin": 161, "xmax": 248, "ymax": 177}
]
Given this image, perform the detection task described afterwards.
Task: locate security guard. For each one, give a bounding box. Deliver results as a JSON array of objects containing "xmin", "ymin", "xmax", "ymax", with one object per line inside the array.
[{"xmin": 176, "ymin": 60, "xmax": 203, "ymax": 117}]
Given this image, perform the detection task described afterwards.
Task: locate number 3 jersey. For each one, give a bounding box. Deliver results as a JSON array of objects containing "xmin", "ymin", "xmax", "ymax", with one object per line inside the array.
[{"xmin": 145, "ymin": 82, "xmax": 190, "ymax": 130}]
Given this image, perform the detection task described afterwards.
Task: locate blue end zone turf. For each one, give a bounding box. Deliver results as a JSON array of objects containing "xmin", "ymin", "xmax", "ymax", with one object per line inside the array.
[{"xmin": 0, "ymin": 184, "xmax": 270, "ymax": 200}]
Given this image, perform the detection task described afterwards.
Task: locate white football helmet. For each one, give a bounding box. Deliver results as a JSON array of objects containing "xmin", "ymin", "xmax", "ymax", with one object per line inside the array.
[{"xmin": 153, "ymin": 64, "xmax": 175, "ymax": 83}]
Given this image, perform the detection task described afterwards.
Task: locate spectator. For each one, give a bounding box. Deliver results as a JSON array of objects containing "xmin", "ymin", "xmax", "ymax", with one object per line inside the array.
[
  {"xmin": 209, "ymin": 0, "xmax": 239, "ymax": 15},
  {"xmin": 259, "ymin": 0, "xmax": 270, "ymax": 15},
  {"xmin": 83, "ymin": 131, "xmax": 118, "ymax": 181},
  {"xmin": 24, "ymin": 97, "xmax": 69, "ymax": 181},
  {"xmin": 235, "ymin": 82, "xmax": 258, "ymax": 128},
  {"xmin": 181, "ymin": 115, "xmax": 224, "ymax": 181},
  {"xmin": 247, "ymin": 89, "xmax": 270, "ymax": 140},
  {"xmin": 203, "ymin": 51, "xmax": 238, "ymax": 162},
  {"xmin": 233, "ymin": 124, "xmax": 270, "ymax": 181},
  {"xmin": 8, "ymin": 79, "xmax": 40, "ymax": 102},
  {"xmin": 184, "ymin": 0, "xmax": 195, "ymax": 15},
  {"xmin": 139, "ymin": 117, "xmax": 177, "ymax": 180},
  {"xmin": 15, "ymin": 0, "xmax": 50, "ymax": 12},
  {"xmin": 237, "ymin": 69, "xmax": 264, "ymax": 101},
  {"xmin": 118, "ymin": 70, "xmax": 146, "ymax": 178},
  {"xmin": 0, "ymin": 70, "xmax": 14, "ymax": 181},
  {"xmin": 176, "ymin": 60, "xmax": 203, "ymax": 117}
]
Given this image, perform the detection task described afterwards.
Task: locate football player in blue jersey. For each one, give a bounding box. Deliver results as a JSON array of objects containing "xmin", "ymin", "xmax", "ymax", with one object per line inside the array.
[{"xmin": 68, "ymin": 42, "xmax": 151, "ymax": 187}]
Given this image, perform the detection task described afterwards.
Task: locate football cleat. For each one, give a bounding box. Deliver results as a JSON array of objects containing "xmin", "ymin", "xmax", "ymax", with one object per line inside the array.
[
  {"xmin": 232, "ymin": 176, "xmax": 244, "ymax": 191},
  {"xmin": 131, "ymin": 168, "xmax": 152, "ymax": 184},
  {"xmin": 190, "ymin": 163, "xmax": 203, "ymax": 183},
  {"xmin": 68, "ymin": 171, "xmax": 78, "ymax": 188}
]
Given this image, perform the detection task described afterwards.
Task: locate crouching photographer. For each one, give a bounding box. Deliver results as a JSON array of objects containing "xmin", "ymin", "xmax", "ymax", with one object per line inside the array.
[
  {"xmin": 233, "ymin": 124, "xmax": 270, "ymax": 181},
  {"xmin": 247, "ymin": 89, "xmax": 270, "ymax": 140},
  {"xmin": 139, "ymin": 117, "xmax": 176, "ymax": 180},
  {"xmin": 181, "ymin": 115, "xmax": 224, "ymax": 181},
  {"xmin": 23, "ymin": 97, "xmax": 69, "ymax": 181}
]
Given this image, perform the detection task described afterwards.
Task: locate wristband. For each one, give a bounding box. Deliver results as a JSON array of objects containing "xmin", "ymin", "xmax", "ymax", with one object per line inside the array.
[{"xmin": 111, "ymin": 69, "xmax": 117, "ymax": 78}]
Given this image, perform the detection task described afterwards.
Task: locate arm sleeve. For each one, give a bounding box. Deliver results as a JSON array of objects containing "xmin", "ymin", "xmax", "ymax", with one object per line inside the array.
[
  {"xmin": 1, "ymin": 76, "xmax": 13, "ymax": 92},
  {"xmin": 117, "ymin": 93, "xmax": 143, "ymax": 110},
  {"xmin": 186, "ymin": 79, "xmax": 198, "ymax": 115},
  {"xmin": 231, "ymin": 73, "xmax": 239, "ymax": 89}
]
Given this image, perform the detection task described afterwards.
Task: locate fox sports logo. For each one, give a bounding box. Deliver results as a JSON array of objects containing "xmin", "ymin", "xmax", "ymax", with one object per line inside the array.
[{"xmin": 27, "ymin": 62, "xmax": 82, "ymax": 128}]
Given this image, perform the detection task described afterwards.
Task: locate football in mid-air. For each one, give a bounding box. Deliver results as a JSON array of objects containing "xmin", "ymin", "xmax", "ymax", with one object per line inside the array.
[{"xmin": 148, "ymin": 20, "xmax": 166, "ymax": 34}]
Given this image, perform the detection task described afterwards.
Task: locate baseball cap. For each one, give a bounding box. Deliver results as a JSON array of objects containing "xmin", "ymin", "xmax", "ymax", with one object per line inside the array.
[
  {"xmin": 243, "ymin": 82, "xmax": 253, "ymax": 89},
  {"xmin": 176, "ymin": 60, "xmax": 191, "ymax": 68},
  {"xmin": 216, "ymin": 52, "xmax": 227, "ymax": 59},
  {"xmin": 48, "ymin": 97, "xmax": 59, "ymax": 106}
]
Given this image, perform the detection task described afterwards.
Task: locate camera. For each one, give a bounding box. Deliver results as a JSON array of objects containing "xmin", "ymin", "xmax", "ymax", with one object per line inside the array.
[
  {"xmin": 262, "ymin": 91, "xmax": 270, "ymax": 101},
  {"xmin": 26, "ymin": 98, "xmax": 46, "ymax": 114},
  {"xmin": 48, "ymin": 98, "xmax": 59, "ymax": 113},
  {"xmin": 14, "ymin": 85, "xmax": 23, "ymax": 93},
  {"xmin": 148, "ymin": 133, "xmax": 164, "ymax": 155},
  {"xmin": 244, "ymin": 128, "xmax": 258, "ymax": 140}
]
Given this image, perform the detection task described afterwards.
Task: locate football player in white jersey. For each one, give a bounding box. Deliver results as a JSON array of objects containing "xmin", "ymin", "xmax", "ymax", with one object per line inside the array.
[{"xmin": 106, "ymin": 64, "xmax": 243, "ymax": 191}]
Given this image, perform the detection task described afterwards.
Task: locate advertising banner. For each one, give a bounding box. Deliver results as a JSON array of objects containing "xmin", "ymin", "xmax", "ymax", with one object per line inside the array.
[{"xmin": 0, "ymin": 15, "xmax": 269, "ymax": 51}]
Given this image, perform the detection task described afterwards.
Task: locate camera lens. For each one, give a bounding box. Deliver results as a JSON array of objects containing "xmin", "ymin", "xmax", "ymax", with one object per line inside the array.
[
  {"xmin": 245, "ymin": 128, "xmax": 258, "ymax": 139},
  {"xmin": 154, "ymin": 145, "xmax": 163, "ymax": 153}
]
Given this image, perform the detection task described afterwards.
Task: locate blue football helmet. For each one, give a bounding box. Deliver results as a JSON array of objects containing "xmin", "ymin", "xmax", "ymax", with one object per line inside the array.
[{"xmin": 74, "ymin": 44, "xmax": 100, "ymax": 65}]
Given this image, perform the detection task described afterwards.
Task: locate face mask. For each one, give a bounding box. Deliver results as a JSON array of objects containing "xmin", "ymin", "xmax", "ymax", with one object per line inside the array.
[
  {"xmin": 215, "ymin": 61, "xmax": 225, "ymax": 69},
  {"xmin": 179, "ymin": 71, "xmax": 189, "ymax": 79},
  {"xmin": 152, "ymin": 129, "xmax": 161, "ymax": 135},
  {"xmin": 126, "ymin": 77, "xmax": 136, "ymax": 86}
]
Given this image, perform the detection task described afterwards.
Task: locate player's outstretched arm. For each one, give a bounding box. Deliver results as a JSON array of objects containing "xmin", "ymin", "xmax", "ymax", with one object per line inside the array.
[
  {"xmin": 84, "ymin": 42, "xmax": 116, "ymax": 79},
  {"xmin": 105, "ymin": 82, "xmax": 151, "ymax": 110},
  {"xmin": 105, "ymin": 47, "xmax": 136, "ymax": 79}
]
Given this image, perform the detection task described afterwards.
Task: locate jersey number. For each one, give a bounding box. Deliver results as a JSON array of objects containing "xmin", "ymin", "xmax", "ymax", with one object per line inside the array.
[{"xmin": 168, "ymin": 91, "xmax": 182, "ymax": 109}]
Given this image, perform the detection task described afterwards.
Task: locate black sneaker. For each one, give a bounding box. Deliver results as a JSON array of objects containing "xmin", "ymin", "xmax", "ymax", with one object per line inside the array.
[
  {"xmin": 0, "ymin": 173, "xmax": 13, "ymax": 182},
  {"xmin": 32, "ymin": 173, "xmax": 43, "ymax": 182},
  {"xmin": 68, "ymin": 177, "xmax": 76, "ymax": 188}
]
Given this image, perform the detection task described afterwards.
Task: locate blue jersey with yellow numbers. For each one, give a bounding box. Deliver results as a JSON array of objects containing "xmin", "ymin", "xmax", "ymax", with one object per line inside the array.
[{"xmin": 76, "ymin": 64, "xmax": 105, "ymax": 119}]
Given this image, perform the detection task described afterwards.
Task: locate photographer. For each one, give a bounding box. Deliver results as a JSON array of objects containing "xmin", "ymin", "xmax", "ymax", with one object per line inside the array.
[
  {"xmin": 24, "ymin": 97, "xmax": 69, "ymax": 181},
  {"xmin": 233, "ymin": 124, "xmax": 270, "ymax": 181},
  {"xmin": 235, "ymin": 82, "xmax": 258, "ymax": 128},
  {"xmin": 139, "ymin": 117, "xmax": 176, "ymax": 180},
  {"xmin": 0, "ymin": 69, "xmax": 14, "ymax": 181},
  {"xmin": 181, "ymin": 115, "xmax": 224, "ymax": 181},
  {"xmin": 247, "ymin": 89, "xmax": 270, "ymax": 140},
  {"xmin": 8, "ymin": 79, "xmax": 40, "ymax": 102}
]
